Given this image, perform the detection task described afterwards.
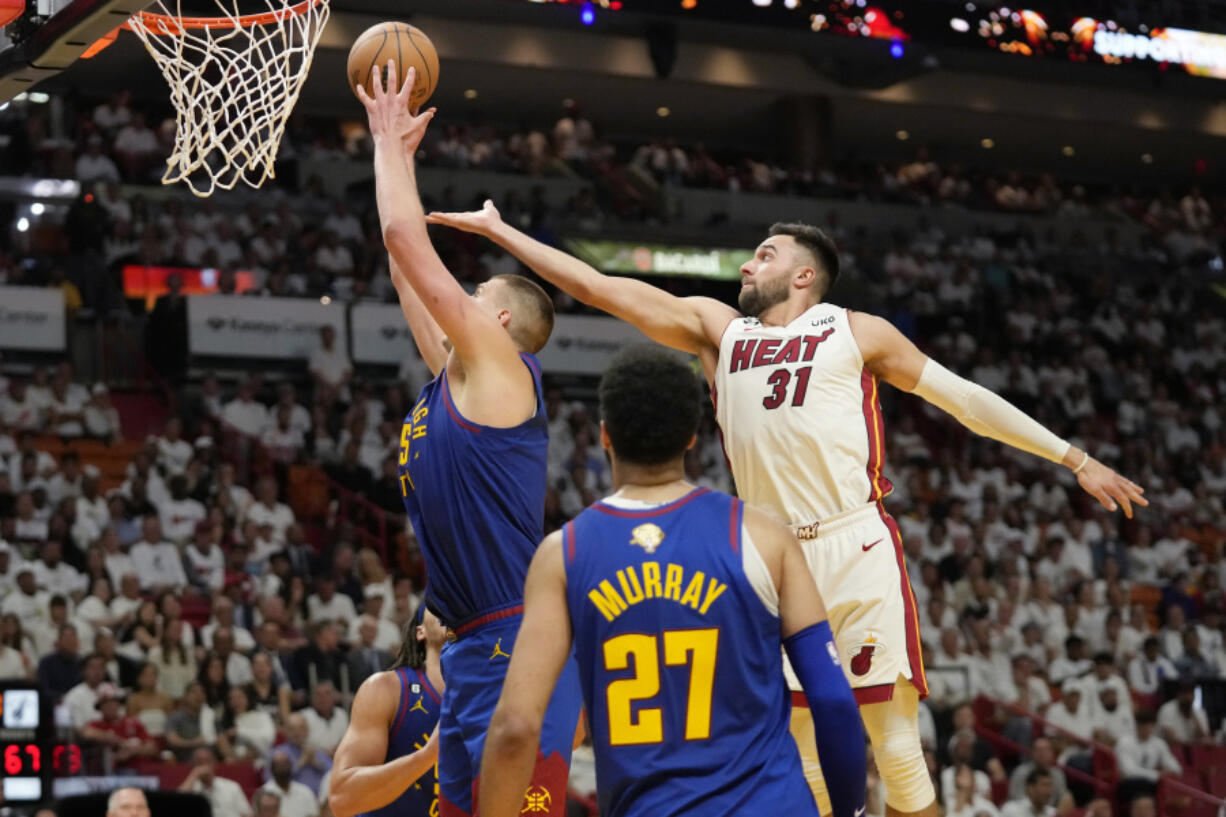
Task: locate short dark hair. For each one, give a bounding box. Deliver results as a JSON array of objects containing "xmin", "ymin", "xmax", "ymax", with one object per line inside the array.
[
  {"xmin": 1135, "ymin": 709, "xmax": 1157, "ymax": 725},
  {"xmin": 1026, "ymin": 768, "xmax": 1052, "ymax": 787},
  {"xmin": 599, "ymin": 346, "xmax": 702, "ymax": 467},
  {"xmin": 491, "ymin": 274, "xmax": 554, "ymax": 354},
  {"xmin": 768, "ymin": 222, "xmax": 840, "ymax": 298}
]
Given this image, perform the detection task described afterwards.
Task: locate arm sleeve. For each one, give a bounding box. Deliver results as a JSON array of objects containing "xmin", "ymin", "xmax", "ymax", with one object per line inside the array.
[
  {"xmin": 909, "ymin": 359, "xmax": 1071, "ymax": 464},
  {"xmin": 783, "ymin": 621, "xmax": 866, "ymax": 817}
]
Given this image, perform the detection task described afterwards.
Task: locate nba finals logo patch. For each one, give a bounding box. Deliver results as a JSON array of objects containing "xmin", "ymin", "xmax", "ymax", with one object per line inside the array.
[
  {"xmin": 630, "ymin": 523, "xmax": 665, "ymax": 554},
  {"xmin": 848, "ymin": 633, "xmax": 884, "ymax": 677}
]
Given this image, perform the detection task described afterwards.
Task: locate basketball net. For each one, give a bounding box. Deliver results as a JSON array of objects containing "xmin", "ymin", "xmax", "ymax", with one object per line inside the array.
[{"xmin": 126, "ymin": 0, "xmax": 329, "ymax": 197}]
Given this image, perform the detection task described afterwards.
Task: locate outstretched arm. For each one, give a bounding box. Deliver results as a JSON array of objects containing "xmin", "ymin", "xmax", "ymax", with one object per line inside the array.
[
  {"xmin": 748, "ymin": 507, "xmax": 866, "ymax": 817},
  {"xmin": 357, "ymin": 65, "xmax": 523, "ymax": 382},
  {"xmin": 479, "ymin": 533, "xmax": 573, "ymax": 817},
  {"xmin": 328, "ymin": 672, "xmax": 439, "ymax": 817},
  {"xmin": 426, "ymin": 201, "xmax": 736, "ymax": 358},
  {"xmin": 849, "ymin": 311, "xmax": 1148, "ymax": 517},
  {"xmin": 388, "ymin": 254, "xmax": 446, "ymax": 376}
]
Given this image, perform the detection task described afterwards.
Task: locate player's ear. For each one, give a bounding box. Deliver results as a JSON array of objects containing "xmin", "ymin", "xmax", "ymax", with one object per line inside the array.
[
  {"xmin": 599, "ymin": 421, "xmax": 612, "ymax": 453},
  {"xmin": 498, "ymin": 308, "xmax": 512, "ymax": 329},
  {"xmin": 415, "ymin": 624, "xmax": 425, "ymax": 642},
  {"xmin": 793, "ymin": 265, "xmax": 816, "ymax": 290},
  {"xmin": 686, "ymin": 433, "xmax": 698, "ymax": 451}
]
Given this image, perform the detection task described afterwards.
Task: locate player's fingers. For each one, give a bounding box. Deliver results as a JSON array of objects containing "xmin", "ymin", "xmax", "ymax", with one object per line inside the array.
[
  {"xmin": 370, "ymin": 63, "xmax": 385, "ymax": 99},
  {"xmin": 1092, "ymin": 487, "xmax": 1117, "ymax": 514},
  {"xmin": 397, "ymin": 65, "xmax": 414, "ymax": 102},
  {"xmin": 384, "ymin": 59, "xmax": 398, "ymax": 96},
  {"xmin": 354, "ymin": 84, "xmax": 375, "ymax": 111}
]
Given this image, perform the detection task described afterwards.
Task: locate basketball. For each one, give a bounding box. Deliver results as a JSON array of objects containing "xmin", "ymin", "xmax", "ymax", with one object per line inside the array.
[{"xmin": 347, "ymin": 22, "xmax": 439, "ymax": 111}]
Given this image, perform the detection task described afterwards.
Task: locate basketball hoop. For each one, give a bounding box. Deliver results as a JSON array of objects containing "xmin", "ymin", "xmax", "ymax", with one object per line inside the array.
[{"xmin": 124, "ymin": 0, "xmax": 329, "ymax": 197}]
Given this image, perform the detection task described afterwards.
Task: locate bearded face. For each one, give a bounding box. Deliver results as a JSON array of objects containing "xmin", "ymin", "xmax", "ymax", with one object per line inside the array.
[{"xmin": 737, "ymin": 273, "xmax": 792, "ymax": 318}]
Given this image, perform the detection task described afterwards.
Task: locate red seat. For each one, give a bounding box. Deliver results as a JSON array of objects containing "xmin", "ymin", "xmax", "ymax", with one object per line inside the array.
[
  {"xmin": 1191, "ymin": 743, "xmax": 1226, "ymax": 772},
  {"xmin": 217, "ymin": 761, "xmax": 261, "ymax": 798},
  {"xmin": 180, "ymin": 597, "xmax": 213, "ymax": 629},
  {"xmin": 1206, "ymin": 767, "xmax": 1226, "ymax": 798},
  {"xmin": 990, "ymin": 777, "xmax": 1009, "ymax": 806}
]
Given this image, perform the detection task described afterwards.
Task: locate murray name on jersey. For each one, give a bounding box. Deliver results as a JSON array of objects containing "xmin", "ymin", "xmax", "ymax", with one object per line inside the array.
[{"xmin": 586, "ymin": 561, "xmax": 728, "ymax": 622}]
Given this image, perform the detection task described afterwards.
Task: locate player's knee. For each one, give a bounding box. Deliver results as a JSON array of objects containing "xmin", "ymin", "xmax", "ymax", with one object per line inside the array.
[{"xmin": 872, "ymin": 726, "xmax": 933, "ymax": 811}]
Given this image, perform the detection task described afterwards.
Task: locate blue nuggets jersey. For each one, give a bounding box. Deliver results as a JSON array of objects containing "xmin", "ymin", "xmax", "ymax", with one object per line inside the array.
[
  {"xmin": 397, "ymin": 355, "xmax": 548, "ymax": 629},
  {"xmin": 563, "ymin": 488, "xmax": 818, "ymax": 817},
  {"xmin": 362, "ymin": 668, "xmax": 441, "ymax": 817}
]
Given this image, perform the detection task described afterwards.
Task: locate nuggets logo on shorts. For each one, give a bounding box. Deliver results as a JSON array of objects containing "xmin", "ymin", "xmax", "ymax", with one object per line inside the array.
[
  {"xmin": 848, "ymin": 633, "xmax": 884, "ymax": 677},
  {"xmin": 521, "ymin": 785, "xmax": 552, "ymax": 813},
  {"xmin": 630, "ymin": 523, "xmax": 665, "ymax": 554}
]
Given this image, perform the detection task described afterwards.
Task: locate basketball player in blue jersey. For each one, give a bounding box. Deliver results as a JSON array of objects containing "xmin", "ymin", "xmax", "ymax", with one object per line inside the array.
[
  {"xmin": 330, "ymin": 607, "xmax": 446, "ymax": 817},
  {"xmin": 356, "ymin": 65, "xmax": 582, "ymax": 817},
  {"xmin": 480, "ymin": 347, "xmax": 868, "ymax": 817}
]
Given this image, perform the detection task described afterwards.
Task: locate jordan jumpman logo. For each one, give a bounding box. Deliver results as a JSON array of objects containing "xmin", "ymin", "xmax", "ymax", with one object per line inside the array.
[{"xmin": 491, "ymin": 638, "xmax": 511, "ymax": 660}]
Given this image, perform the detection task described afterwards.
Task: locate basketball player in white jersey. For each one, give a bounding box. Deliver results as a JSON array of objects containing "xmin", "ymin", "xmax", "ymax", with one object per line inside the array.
[{"xmin": 425, "ymin": 204, "xmax": 1147, "ymax": 817}]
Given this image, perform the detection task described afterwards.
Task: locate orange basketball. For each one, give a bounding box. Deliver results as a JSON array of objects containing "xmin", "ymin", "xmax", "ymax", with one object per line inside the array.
[{"xmin": 347, "ymin": 22, "xmax": 439, "ymax": 111}]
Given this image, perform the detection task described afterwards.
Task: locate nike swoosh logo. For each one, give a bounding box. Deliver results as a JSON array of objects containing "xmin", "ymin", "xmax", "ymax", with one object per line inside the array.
[
  {"xmin": 861, "ymin": 539, "xmax": 883, "ymax": 552},
  {"xmin": 855, "ymin": 808, "xmax": 866, "ymax": 817}
]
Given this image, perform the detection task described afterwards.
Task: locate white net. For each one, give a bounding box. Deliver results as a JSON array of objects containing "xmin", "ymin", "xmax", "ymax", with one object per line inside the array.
[{"xmin": 127, "ymin": 0, "xmax": 330, "ymax": 197}]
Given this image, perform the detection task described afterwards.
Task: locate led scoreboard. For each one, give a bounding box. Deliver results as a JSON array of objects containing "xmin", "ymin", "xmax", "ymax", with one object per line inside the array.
[{"xmin": 0, "ymin": 684, "xmax": 54, "ymax": 801}]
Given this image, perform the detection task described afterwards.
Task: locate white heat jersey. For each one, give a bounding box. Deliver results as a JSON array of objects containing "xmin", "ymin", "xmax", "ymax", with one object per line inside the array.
[{"xmin": 713, "ymin": 302, "xmax": 892, "ymax": 524}]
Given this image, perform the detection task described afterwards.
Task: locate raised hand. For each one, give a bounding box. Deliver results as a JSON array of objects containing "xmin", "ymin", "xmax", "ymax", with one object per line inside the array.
[
  {"xmin": 354, "ymin": 61, "xmax": 436, "ymax": 154},
  {"xmin": 424, "ymin": 198, "xmax": 504, "ymax": 237},
  {"xmin": 1075, "ymin": 456, "xmax": 1147, "ymax": 518}
]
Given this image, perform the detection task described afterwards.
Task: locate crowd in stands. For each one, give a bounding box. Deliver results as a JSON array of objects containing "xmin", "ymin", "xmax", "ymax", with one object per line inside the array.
[{"xmin": 0, "ymin": 88, "xmax": 1224, "ymax": 817}]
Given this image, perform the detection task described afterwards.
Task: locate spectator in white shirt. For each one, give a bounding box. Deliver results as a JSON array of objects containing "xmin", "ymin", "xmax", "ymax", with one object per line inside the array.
[
  {"xmin": 129, "ymin": 516, "xmax": 188, "ymax": 593},
  {"xmin": 1045, "ymin": 681, "xmax": 1094, "ymax": 764},
  {"xmin": 101, "ymin": 529, "xmax": 137, "ymax": 591},
  {"xmin": 83, "ymin": 383, "xmax": 122, "ymax": 440},
  {"xmin": 160, "ymin": 475, "xmax": 207, "ymax": 546},
  {"xmin": 1000, "ymin": 768, "xmax": 1057, "ymax": 817},
  {"xmin": 31, "ymin": 539, "xmax": 86, "ymax": 600},
  {"xmin": 252, "ymin": 789, "xmax": 282, "ymax": 817},
  {"xmin": 1048, "ymin": 636, "xmax": 1092, "ymax": 687},
  {"xmin": 46, "ymin": 454, "xmax": 84, "ymax": 506},
  {"xmin": 63, "ymin": 653, "xmax": 109, "ymax": 728},
  {"xmin": 76, "ymin": 476, "xmax": 109, "ymax": 533},
  {"xmin": 49, "ymin": 377, "xmax": 87, "ymax": 438},
  {"xmin": 263, "ymin": 749, "xmax": 320, "ymax": 817},
  {"xmin": 222, "ymin": 380, "xmax": 270, "ymax": 439},
  {"xmin": 178, "ymin": 746, "xmax": 252, "ymax": 817},
  {"xmin": 1157, "ymin": 682, "xmax": 1211, "ymax": 745},
  {"xmin": 155, "ymin": 418, "xmax": 195, "ymax": 475},
  {"xmin": 307, "ymin": 326, "xmax": 352, "ymax": 394},
  {"xmin": 75, "ymin": 136, "xmax": 121, "ymax": 184},
  {"xmin": 946, "ymin": 763, "xmax": 1001, "ymax": 817},
  {"xmin": 1089, "ymin": 685, "xmax": 1135, "ymax": 746},
  {"xmin": 313, "ymin": 231, "xmax": 354, "ymax": 276},
  {"xmin": 300, "ymin": 681, "xmax": 347, "ymax": 755},
  {"xmin": 1128, "ymin": 637, "xmax": 1179, "ymax": 697},
  {"xmin": 306, "ymin": 574, "xmax": 357, "ymax": 627},
  {"xmin": 184, "ymin": 522, "xmax": 226, "ymax": 594},
  {"xmin": 1116, "ymin": 710, "xmax": 1182, "ymax": 804},
  {"xmin": 262, "ymin": 405, "xmax": 305, "ymax": 465},
  {"xmin": 211, "ymin": 627, "xmax": 253, "ymax": 687},
  {"xmin": 244, "ymin": 477, "xmax": 295, "ymax": 544},
  {"xmin": 93, "ymin": 91, "xmax": 132, "ymax": 133},
  {"xmin": 200, "ymin": 596, "xmax": 255, "ymax": 652}
]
